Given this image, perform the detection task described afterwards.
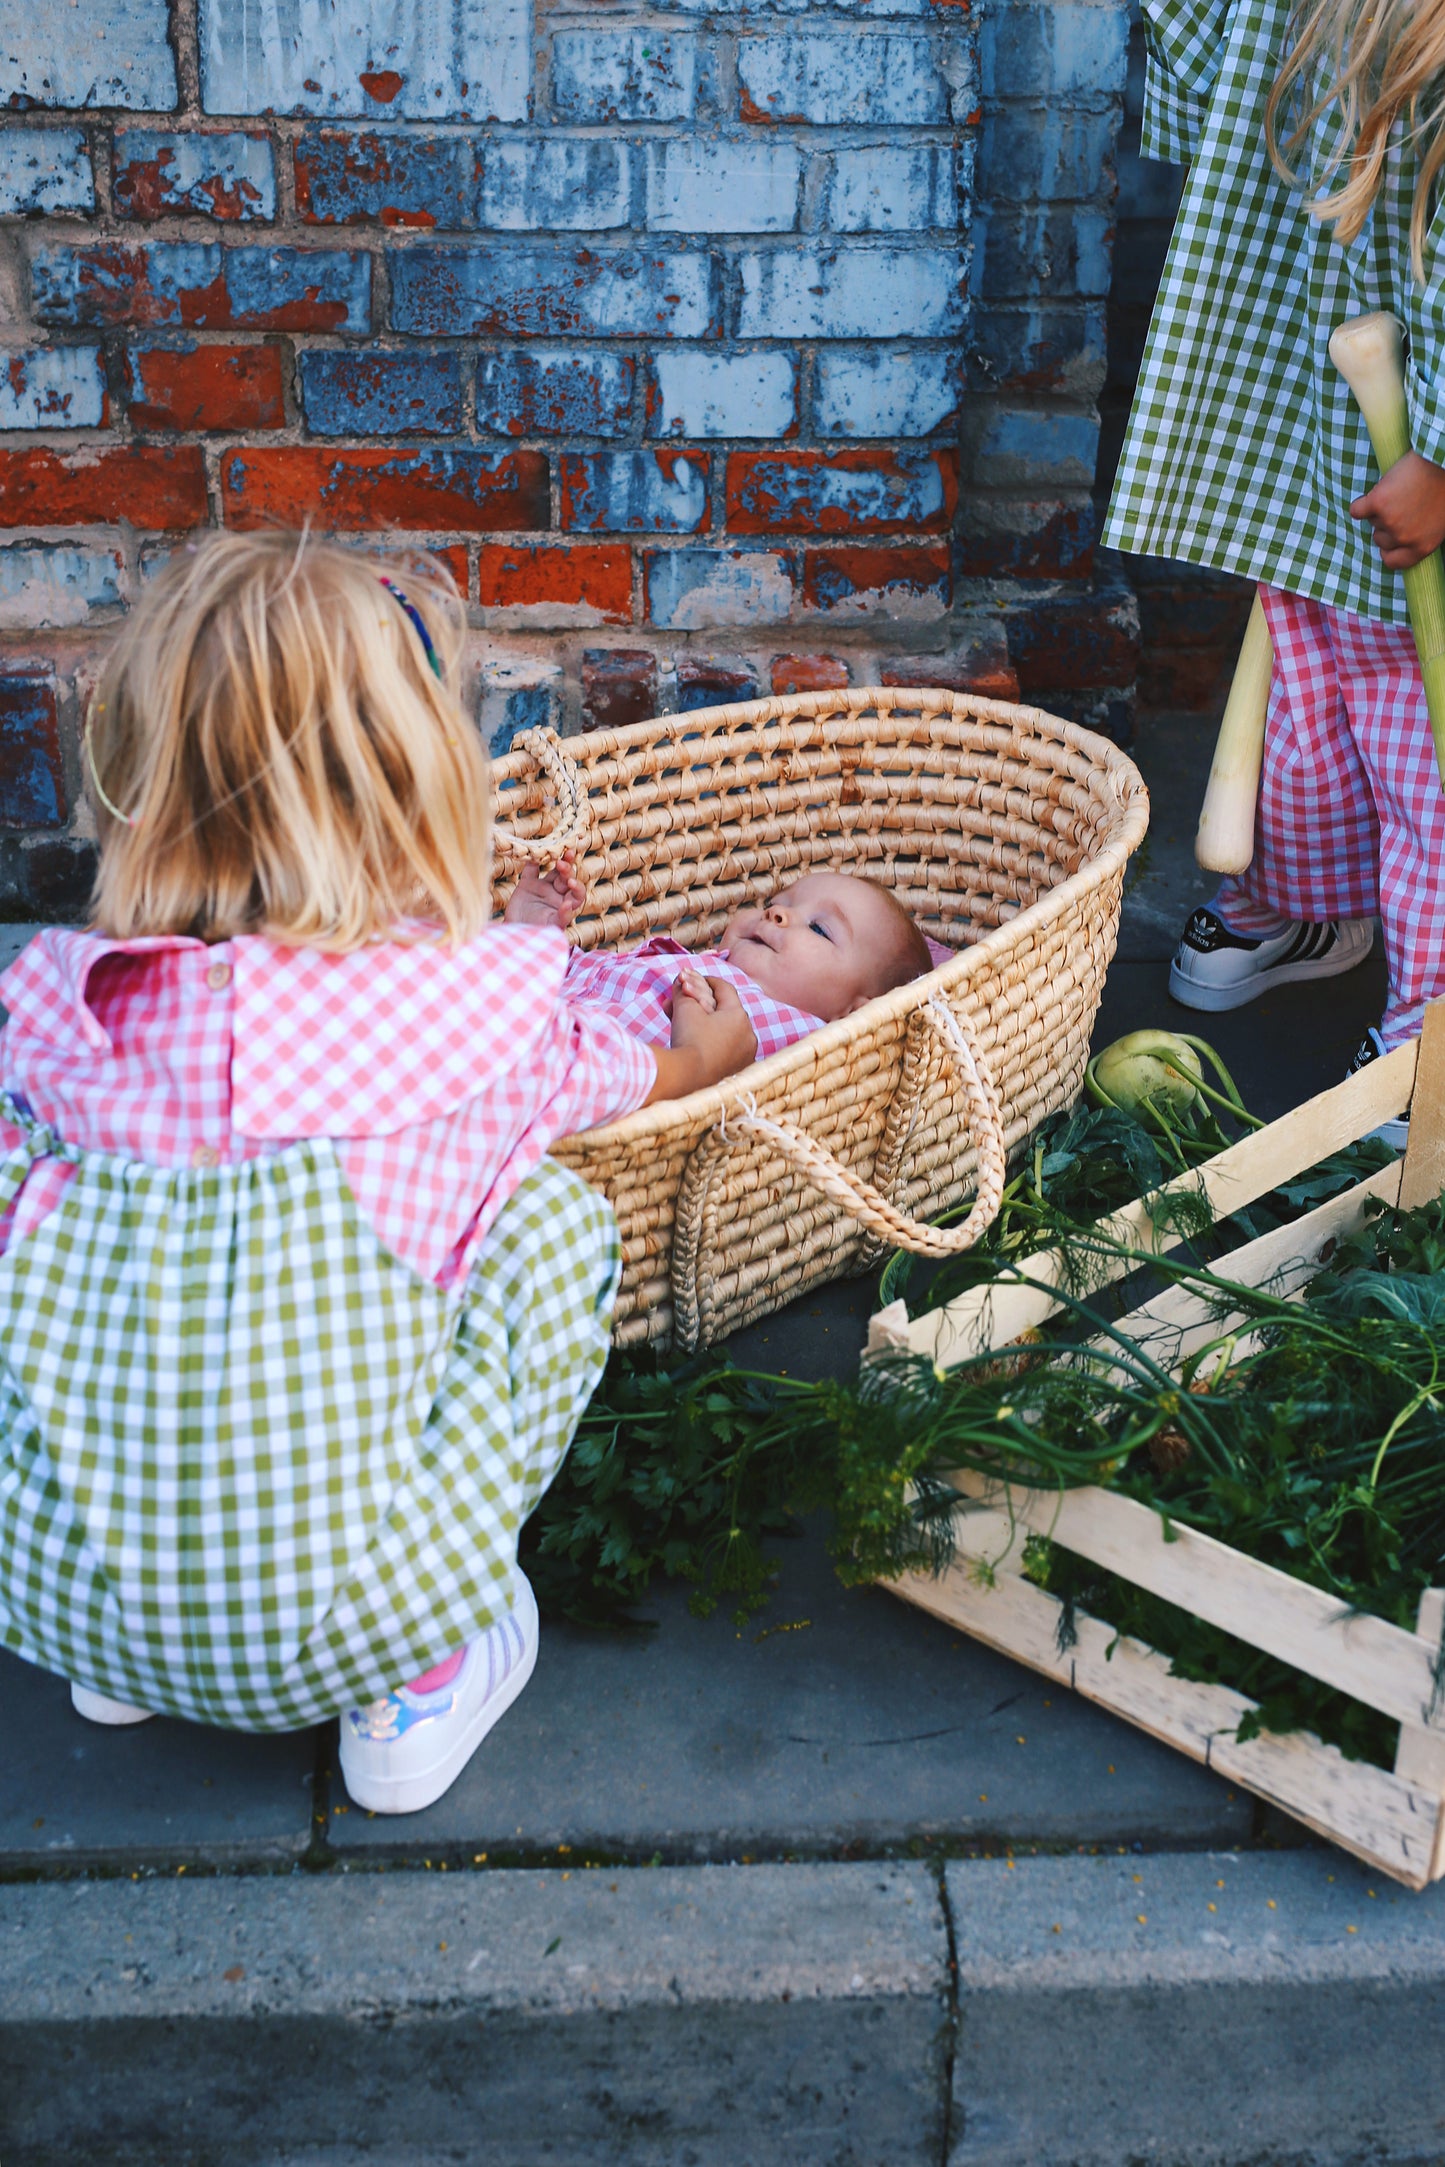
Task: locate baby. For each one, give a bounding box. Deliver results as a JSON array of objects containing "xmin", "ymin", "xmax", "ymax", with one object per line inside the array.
[{"xmin": 506, "ymin": 856, "xmax": 932, "ymax": 1066}]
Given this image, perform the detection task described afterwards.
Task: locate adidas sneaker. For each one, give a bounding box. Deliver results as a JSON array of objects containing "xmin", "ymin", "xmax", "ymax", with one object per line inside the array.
[{"xmin": 1169, "ymin": 908, "xmax": 1373, "ymax": 1012}]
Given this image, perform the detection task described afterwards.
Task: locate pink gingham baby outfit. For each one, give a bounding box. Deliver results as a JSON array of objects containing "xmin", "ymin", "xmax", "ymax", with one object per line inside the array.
[{"xmin": 563, "ymin": 935, "xmax": 824, "ymax": 1059}]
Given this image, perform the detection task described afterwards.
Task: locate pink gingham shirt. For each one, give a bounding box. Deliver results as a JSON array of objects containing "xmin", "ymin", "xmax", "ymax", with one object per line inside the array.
[
  {"xmin": 563, "ymin": 936, "xmax": 824, "ymax": 1061},
  {"xmin": 0, "ymin": 925, "xmax": 656, "ymax": 1290}
]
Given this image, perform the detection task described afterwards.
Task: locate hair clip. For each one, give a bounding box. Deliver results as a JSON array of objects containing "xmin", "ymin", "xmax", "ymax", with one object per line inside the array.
[
  {"xmin": 378, "ymin": 575, "xmax": 443, "ymax": 681},
  {"xmin": 83, "ymin": 700, "xmax": 141, "ymax": 829}
]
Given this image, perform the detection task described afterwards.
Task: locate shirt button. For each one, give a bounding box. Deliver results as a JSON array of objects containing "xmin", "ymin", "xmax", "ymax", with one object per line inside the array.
[
  {"xmin": 191, "ymin": 1145, "xmax": 220, "ymax": 1169},
  {"xmin": 205, "ymin": 961, "xmax": 232, "ymax": 992}
]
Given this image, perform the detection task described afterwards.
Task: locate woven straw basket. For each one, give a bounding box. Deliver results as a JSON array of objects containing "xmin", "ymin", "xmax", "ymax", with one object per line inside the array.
[{"xmin": 490, "ymin": 688, "xmax": 1149, "ymax": 1350}]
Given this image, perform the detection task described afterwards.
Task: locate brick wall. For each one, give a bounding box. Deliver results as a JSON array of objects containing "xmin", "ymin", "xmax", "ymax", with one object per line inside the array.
[{"xmin": 0, "ymin": 0, "xmax": 1131, "ymax": 915}]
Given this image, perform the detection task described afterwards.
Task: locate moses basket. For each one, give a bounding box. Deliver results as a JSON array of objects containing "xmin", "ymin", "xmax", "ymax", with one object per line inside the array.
[{"xmin": 490, "ymin": 687, "xmax": 1148, "ymax": 1350}]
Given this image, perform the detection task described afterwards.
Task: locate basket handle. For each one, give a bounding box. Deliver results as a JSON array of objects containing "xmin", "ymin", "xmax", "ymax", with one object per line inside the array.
[
  {"xmin": 725, "ymin": 998, "xmax": 1008, "ymax": 1258},
  {"xmin": 491, "ymin": 726, "xmax": 591, "ymax": 864}
]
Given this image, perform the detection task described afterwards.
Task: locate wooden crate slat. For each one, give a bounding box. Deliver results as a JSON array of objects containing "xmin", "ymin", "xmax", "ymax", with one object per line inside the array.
[
  {"xmin": 1400, "ymin": 1004, "xmax": 1445, "ymax": 1209},
  {"xmin": 950, "ymin": 1469, "xmax": 1445, "ymax": 1736},
  {"xmin": 868, "ymin": 1040, "xmax": 1418, "ymax": 1365},
  {"xmin": 888, "ymin": 1553, "xmax": 1445, "ymax": 1889},
  {"xmin": 1089, "ymin": 1161, "xmax": 1402, "ymax": 1366},
  {"xmin": 1394, "ymin": 1591, "xmax": 1445, "ymax": 1884}
]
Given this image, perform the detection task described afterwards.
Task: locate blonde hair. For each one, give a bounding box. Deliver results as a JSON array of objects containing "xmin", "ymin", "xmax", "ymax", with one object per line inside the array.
[
  {"xmin": 1266, "ymin": 0, "xmax": 1445, "ymax": 279},
  {"xmin": 87, "ymin": 531, "xmax": 493, "ymax": 951}
]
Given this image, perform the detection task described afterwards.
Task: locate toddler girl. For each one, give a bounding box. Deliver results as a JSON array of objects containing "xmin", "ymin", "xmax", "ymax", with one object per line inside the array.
[{"xmin": 0, "ymin": 531, "xmax": 752, "ymax": 1815}]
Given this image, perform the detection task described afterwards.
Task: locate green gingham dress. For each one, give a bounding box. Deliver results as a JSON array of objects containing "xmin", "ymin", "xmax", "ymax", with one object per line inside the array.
[
  {"xmin": 1103, "ymin": 0, "xmax": 1445, "ymax": 623},
  {"xmin": 0, "ymin": 927, "xmax": 651, "ymax": 1732}
]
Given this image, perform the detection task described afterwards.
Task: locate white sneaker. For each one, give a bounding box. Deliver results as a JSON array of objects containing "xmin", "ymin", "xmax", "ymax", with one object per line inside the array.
[
  {"xmin": 1170, "ymin": 908, "xmax": 1373, "ymax": 1012},
  {"xmin": 338, "ymin": 1576, "xmax": 539, "ymax": 1815},
  {"xmin": 71, "ymin": 1682, "xmax": 155, "ymax": 1726},
  {"xmin": 1348, "ymin": 1027, "xmax": 1409, "ymax": 1150}
]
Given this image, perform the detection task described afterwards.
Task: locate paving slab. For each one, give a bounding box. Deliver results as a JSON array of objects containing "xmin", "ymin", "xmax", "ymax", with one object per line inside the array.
[
  {"xmin": 0, "ymin": 1860, "xmax": 949, "ymax": 2167},
  {"xmin": 0, "ymin": 1648, "xmax": 319, "ymax": 1871},
  {"xmin": 331, "ymin": 1520, "xmax": 1253, "ymax": 1859},
  {"xmin": 948, "ymin": 1847, "xmax": 1445, "ymax": 2164}
]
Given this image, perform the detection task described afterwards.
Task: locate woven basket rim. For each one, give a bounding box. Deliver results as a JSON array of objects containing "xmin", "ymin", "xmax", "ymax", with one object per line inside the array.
[{"xmin": 508, "ymin": 686, "xmax": 1149, "ymax": 1150}]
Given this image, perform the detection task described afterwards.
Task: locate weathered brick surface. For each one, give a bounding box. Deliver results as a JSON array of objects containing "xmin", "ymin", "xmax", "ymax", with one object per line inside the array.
[
  {"xmin": 477, "ymin": 350, "xmax": 635, "ymax": 439},
  {"xmin": 560, "ymin": 451, "xmax": 709, "ymax": 534},
  {"xmin": 0, "ymin": 0, "xmax": 1135, "ymax": 881},
  {"xmin": 293, "ymin": 131, "xmax": 472, "ymax": 229},
  {"xmin": 221, "ymin": 447, "xmax": 548, "ymax": 532},
  {"xmin": 0, "ymin": 130, "xmax": 94, "ymax": 217},
  {"xmin": 114, "ymin": 132, "xmax": 275, "ymax": 221},
  {"xmin": 0, "ymin": 446, "xmax": 208, "ymax": 528},
  {"xmin": 0, "ymin": 348, "xmax": 106, "ymax": 429},
  {"xmin": 127, "ymin": 342, "xmax": 285, "ymax": 431},
  {"xmin": 727, "ymin": 449, "xmax": 958, "ymax": 536},
  {"xmin": 299, "ymin": 350, "xmax": 463, "ymax": 436},
  {"xmin": 0, "ymin": 674, "xmax": 66, "ymax": 827}
]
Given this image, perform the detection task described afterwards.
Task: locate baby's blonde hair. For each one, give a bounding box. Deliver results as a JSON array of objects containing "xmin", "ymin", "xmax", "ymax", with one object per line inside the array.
[
  {"xmin": 1267, "ymin": 0, "xmax": 1445, "ymax": 280},
  {"xmin": 87, "ymin": 530, "xmax": 492, "ymax": 951}
]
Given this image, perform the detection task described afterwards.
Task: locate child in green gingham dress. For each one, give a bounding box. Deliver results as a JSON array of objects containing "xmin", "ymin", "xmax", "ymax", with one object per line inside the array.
[
  {"xmin": 1105, "ymin": 0, "xmax": 1445, "ymax": 1074},
  {"xmin": 0, "ymin": 532, "xmax": 756, "ymax": 1815}
]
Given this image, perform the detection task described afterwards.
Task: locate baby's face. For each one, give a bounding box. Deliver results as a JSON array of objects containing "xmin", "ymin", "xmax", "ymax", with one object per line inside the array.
[{"xmin": 722, "ymin": 872, "xmax": 905, "ymax": 1021}]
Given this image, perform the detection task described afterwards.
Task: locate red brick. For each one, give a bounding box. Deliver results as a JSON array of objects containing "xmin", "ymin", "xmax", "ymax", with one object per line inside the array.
[
  {"xmin": 0, "ymin": 446, "xmax": 209, "ymax": 530},
  {"xmin": 882, "ymin": 641, "xmax": 1020, "ymax": 702},
  {"xmin": 582, "ymin": 649, "xmax": 658, "ymax": 733},
  {"xmin": 220, "ymin": 448, "xmax": 549, "ymax": 533},
  {"xmin": 127, "ymin": 344, "xmax": 285, "ymax": 432},
  {"xmin": 770, "ymin": 654, "xmax": 850, "ymax": 695},
  {"xmin": 801, "ymin": 544, "xmax": 952, "ymax": 615},
  {"xmin": 433, "ymin": 545, "xmax": 471, "ymax": 598},
  {"xmin": 478, "ymin": 543, "xmax": 632, "ymax": 622},
  {"xmin": 676, "ymin": 658, "xmax": 756, "ymax": 712},
  {"xmin": 726, "ymin": 448, "xmax": 958, "ymax": 537}
]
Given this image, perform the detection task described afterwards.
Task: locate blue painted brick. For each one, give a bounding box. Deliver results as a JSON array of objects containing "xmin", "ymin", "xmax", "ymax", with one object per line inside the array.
[
  {"xmin": 0, "ymin": 544, "xmax": 123, "ymax": 627},
  {"xmin": 0, "ymin": 674, "xmax": 64, "ymax": 828},
  {"xmin": 198, "ymin": 0, "xmax": 529, "ymax": 122},
  {"xmin": 648, "ymin": 351, "xmax": 796, "ymax": 439},
  {"xmin": 480, "ymin": 658, "xmax": 564, "ymax": 757},
  {"xmin": 0, "ymin": 129, "xmax": 94, "ymax": 216},
  {"xmin": 480, "ymin": 140, "xmax": 631, "ymax": 232},
  {"xmin": 299, "ymin": 350, "xmax": 463, "ymax": 436},
  {"xmin": 0, "ymin": 348, "xmax": 106, "ymax": 429},
  {"xmin": 114, "ymin": 132, "xmax": 275, "ymax": 222},
  {"xmin": 390, "ymin": 248, "xmax": 717, "ymax": 338},
  {"xmin": 972, "ymin": 407, "xmax": 1100, "ymax": 487},
  {"xmin": 294, "ymin": 130, "xmax": 472, "ymax": 228},
  {"xmin": 1, "ymin": 0, "xmax": 177, "ymax": 110},
  {"xmin": 561, "ymin": 451, "xmax": 709, "ymax": 534},
  {"xmin": 660, "ymin": 0, "xmax": 934, "ymax": 12},
  {"xmin": 738, "ymin": 34, "xmax": 949, "ymax": 124},
  {"xmin": 646, "ymin": 548, "xmax": 795, "ymax": 629},
  {"xmin": 31, "ymin": 244, "xmax": 372, "ymax": 333},
  {"xmin": 550, "ymin": 31, "xmax": 697, "ymax": 123},
  {"xmin": 974, "ymin": 210, "xmax": 1113, "ymax": 300},
  {"xmin": 737, "ymin": 249, "xmax": 964, "ymax": 339},
  {"xmin": 981, "ymin": 3, "xmax": 1129, "ymax": 100},
  {"xmin": 645, "ymin": 141, "xmax": 799, "ymax": 233},
  {"xmin": 478, "ymin": 349, "xmax": 634, "ymax": 437},
  {"xmin": 821, "ymin": 147, "xmax": 958, "ymax": 233},
  {"xmin": 978, "ymin": 108, "xmax": 1119, "ymax": 203},
  {"xmin": 814, "ymin": 350, "xmax": 960, "ymax": 438}
]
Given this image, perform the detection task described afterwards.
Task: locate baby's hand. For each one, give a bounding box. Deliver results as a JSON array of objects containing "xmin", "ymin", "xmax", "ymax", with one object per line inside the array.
[
  {"xmin": 504, "ymin": 851, "xmax": 585, "ymax": 930},
  {"xmin": 667, "ymin": 975, "xmax": 757, "ymax": 1080}
]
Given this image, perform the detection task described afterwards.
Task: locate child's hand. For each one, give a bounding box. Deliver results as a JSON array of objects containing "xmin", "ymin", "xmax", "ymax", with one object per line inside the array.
[
  {"xmin": 644, "ymin": 977, "xmax": 757, "ymax": 1102},
  {"xmin": 504, "ymin": 851, "xmax": 585, "ymax": 930},
  {"xmin": 1350, "ymin": 450, "xmax": 1445, "ymax": 569}
]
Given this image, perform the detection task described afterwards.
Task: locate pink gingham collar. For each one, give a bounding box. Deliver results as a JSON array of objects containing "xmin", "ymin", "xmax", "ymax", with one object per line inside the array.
[{"xmin": 0, "ymin": 922, "xmax": 572, "ymax": 1140}]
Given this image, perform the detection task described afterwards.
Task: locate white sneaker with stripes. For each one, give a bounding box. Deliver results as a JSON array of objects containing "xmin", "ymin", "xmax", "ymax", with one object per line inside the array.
[{"xmin": 1169, "ymin": 908, "xmax": 1373, "ymax": 1012}]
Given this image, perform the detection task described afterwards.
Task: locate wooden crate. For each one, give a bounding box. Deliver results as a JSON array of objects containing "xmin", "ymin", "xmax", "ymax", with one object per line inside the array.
[{"xmin": 872, "ymin": 1004, "xmax": 1445, "ymax": 1889}]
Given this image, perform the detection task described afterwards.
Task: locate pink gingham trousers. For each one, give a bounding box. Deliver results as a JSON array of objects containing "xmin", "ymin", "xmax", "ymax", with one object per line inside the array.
[{"xmin": 1213, "ymin": 583, "xmax": 1445, "ymax": 1048}]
